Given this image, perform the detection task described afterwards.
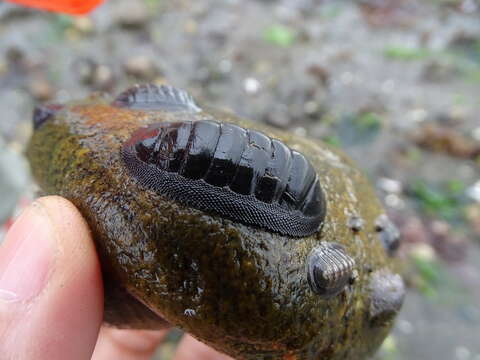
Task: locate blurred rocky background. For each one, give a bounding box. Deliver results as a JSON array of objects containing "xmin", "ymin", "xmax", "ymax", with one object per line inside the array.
[{"xmin": 0, "ymin": 0, "xmax": 479, "ymax": 359}]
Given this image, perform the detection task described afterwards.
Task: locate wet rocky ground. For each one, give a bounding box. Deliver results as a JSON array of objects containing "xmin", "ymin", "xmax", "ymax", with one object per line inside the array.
[{"xmin": 0, "ymin": 0, "xmax": 479, "ymax": 359}]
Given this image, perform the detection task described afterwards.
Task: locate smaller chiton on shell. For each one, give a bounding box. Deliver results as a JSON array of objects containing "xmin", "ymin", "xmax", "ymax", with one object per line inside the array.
[
  {"xmin": 112, "ymin": 83, "xmax": 201, "ymax": 112},
  {"xmin": 307, "ymin": 242, "xmax": 356, "ymax": 297}
]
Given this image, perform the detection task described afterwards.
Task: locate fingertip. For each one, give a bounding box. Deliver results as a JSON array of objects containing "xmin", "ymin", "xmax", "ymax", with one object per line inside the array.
[
  {"xmin": 174, "ymin": 335, "xmax": 234, "ymax": 360},
  {"xmin": 92, "ymin": 327, "xmax": 169, "ymax": 360},
  {"xmin": 0, "ymin": 196, "xmax": 104, "ymax": 360},
  {"xmin": 36, "ymin": 195, "xmax": 94, "ymax": 250},
  {"xmin": 37, "ymin": 196, "xmax": 104, "ymax": 358}
]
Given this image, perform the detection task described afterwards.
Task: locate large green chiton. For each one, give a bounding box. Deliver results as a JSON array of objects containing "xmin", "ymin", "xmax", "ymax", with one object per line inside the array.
[{"xmin": 26, "ymin": 84, "xmax": 405, "ymax": 360}]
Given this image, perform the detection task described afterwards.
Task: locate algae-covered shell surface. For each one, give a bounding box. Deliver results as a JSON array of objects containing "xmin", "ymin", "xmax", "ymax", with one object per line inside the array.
[{"xmin": 26, "ymin": 84, "xmax": 405, "ymax": 360}]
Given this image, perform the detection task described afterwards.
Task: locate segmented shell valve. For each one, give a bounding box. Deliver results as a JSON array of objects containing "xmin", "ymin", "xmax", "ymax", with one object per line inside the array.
[
  {"xmin": 307, "ymin": 242, "xmax": 356, "ymax": 297},
  {"xmin": 121, "ymin": 120, "xmax": 326, "ymax": 237}
]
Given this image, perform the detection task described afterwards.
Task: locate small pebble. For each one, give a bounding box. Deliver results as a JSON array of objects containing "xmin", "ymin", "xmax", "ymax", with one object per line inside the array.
[
  {"xmin": 466, "ymin": 181, "xmax": 480, "ymax": 203},
  {"xmin": 408, "ymin": 108, "xmax": 428, "ymax": 124},
  {"xmin": 472, "ymin": 127, "xmax": 480, "ymax": 141},
  {"xmin": 307, "ymin": 64, "xmax": 329, "ymax": 86},
  {"xmin": 184, "ymin": 19, "xmax": 198, "ymax": 34},
  {"xmin": 72, "ymin": 16, "xmax": 95, "ymax": 34},
  {"xmin": 340, "ymin": 71, "xmax": 354, "ymax": 85},
  {"xmin": 74, "ymin": 58, "xmax": 97, "ymax": 85},
  {"xmin": 114, "ymin": 1, "xmax": 149, "ymax": 28},
  {"xmin": 402, "ymin": 217, "xmax": 429, "ymax": 244},
  {"xmin": 0, "ymin": 60, "xmax": 7, "ymax": 76},
  {"xmin": 124, "ymin": 55, "xmax": 159, "ymax": 79},
  {"xmin": 397, "ymin": 319, "xmax": 414, "ymax": 335},
  {"xmin": 264, "ymin": 105, "xmax": 291, "ymax": 129},
  {"xmin": 455, "ymin": 346, "xmax": 471, "ymax": 360},
  {"xmin": 74, "ymin": 59, "xmax": 114, "ymax": 90},
  {"xmin": 93, "ymin": 65, "xmax": 114, "ymax": 90},
  {"xmin": 466, "ymin": 204, "xmax": 480, "ymax": 235},
  {"xmin": 413, "ymin": 123, "xmax": 480, "ymax": 159},
  {"xmin": 381, "ymin": 79, "xmax": 395, "ymax": 93},
  {"xmin": 385, "ymin": 194, "xmax": 404, "ymax": 209},
  {"xmin": 304, "ymin": 101, "xmax": 320, "ymax": 115},
  {"xmin": 244, "ymin": 77, "xmax": 261, "ymax": 94},
  {"xmin": 55, "ymin": 89, "xmax": 72, "ymax": 103},
  {"xmin": 293, "ymin": 127, "xmax": 307, "ymax": 137},
  {"xmin": 410, "ymin": 242, "xmax": 436, "ymax": 262},
  {"xmin": 377, "ymin": 177, "xmax": 403, "ymax": 194},
  {"xmin": 460, "ymin": 0, "xmax": 478, "ymax": 13},
  {"xmin": 5, "ymin": 47, "xmax": 25, "ymax": 65},
  {"xmin": 218, "ymin": 59, "xmax": 232, "ymax": 74},
  {"xmin": 28, "ymin": 76, "xmax": 53, "ymax": 101},
  {"xmin": 422, "ymin": 60, "xmax": 457, "ymax": 82}
]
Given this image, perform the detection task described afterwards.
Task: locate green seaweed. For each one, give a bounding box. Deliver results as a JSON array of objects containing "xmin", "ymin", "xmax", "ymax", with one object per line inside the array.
[
  {"xmin": 409, "ymin": 249, "xmax": 470, "ymax": 304},
  {"xmin": 336, "ymin": 111, "xmax": 382, "ymax": 146},
  {"xmin": 322, "ymin": 135, "xmax": 341, "ymax": 147},
  {"xmin": 264, "ymin": 25, "xmax": 296, "ymax": 47},
  {"xmin": 409, "ymin": 180, "xmax": 466, "ymax": 221},
  {"xmin": 144, "ymin": 0, "xmax": 162, "ymax": 12},
  {"xmin": 411, "ymin": 255, "xmax": 442, "ymax": 299},
  {"xmin": 383, "ymin": 46, "xmax": 430, "ymax": 61}
]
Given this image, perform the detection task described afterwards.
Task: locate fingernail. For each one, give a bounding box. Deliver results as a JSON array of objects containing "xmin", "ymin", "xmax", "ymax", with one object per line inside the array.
[{"xmin": 0, "ymin": 202, "xmax": 55, "ymax": 303}]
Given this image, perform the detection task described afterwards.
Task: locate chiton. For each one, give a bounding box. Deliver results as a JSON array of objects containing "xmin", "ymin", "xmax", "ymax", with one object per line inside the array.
[
  {"xmin": 113, "ymin": 83, "xmax": 201, "ymax": 112},
  {"xmin": 307, "ymin": 242, "xmax": 356, "ymax": 297},
  {"xmin": 121, "ymin": 120, "xmax": 326, "ymax": 237}
]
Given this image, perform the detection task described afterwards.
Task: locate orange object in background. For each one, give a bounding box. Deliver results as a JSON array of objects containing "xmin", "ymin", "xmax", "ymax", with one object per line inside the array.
[{"xmin": 5, "ymin": 0, "xmax": 104, "ymax": 15}]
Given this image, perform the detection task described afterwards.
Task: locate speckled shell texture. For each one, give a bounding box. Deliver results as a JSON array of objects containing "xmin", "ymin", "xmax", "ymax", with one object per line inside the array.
[{"xmin": 27, "ymin": 91, "xmax": 404, "ymax": 360}]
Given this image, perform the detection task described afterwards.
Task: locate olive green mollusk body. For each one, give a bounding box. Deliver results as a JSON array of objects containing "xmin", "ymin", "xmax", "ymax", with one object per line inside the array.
[{"xmin": 27, "ymin": 87, "xmax": 404, "ymax": 360}]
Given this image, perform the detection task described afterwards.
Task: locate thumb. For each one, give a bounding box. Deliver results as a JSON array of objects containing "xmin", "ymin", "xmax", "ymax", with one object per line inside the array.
[{"xmin": 0, "ymin": 196, "xmax": 104, "ymax": 360}]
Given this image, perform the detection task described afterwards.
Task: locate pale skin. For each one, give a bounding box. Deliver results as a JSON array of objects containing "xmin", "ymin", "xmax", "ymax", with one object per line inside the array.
[{"xmin": 0, "ymin": 196, "xmax": 233, "ymax": 360}]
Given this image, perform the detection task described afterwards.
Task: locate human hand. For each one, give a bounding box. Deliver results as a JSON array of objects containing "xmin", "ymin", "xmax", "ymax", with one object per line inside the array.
[{"xmin": 0, "ymin": 196, "xmax": 232, "ymax": 360}]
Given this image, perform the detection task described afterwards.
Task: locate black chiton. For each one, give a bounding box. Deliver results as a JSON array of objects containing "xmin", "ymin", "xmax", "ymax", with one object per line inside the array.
[
  {"xmin": 121, "ymin": 120, "xmax": 326, "ymax": 237},
  {"xmin": 307, "ymin": 242, "xmax": 356, "ymax": 297}
]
